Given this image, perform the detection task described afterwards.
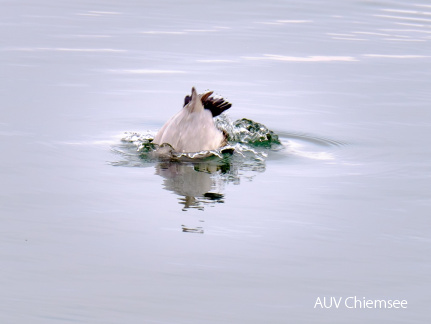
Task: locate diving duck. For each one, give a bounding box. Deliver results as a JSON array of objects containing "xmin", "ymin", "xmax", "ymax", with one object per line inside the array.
[{"xmin": 153, "ymin": 87, "xmax": 231, "ymax": 153}]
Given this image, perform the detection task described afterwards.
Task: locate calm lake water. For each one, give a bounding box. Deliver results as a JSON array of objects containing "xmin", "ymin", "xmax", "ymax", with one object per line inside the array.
[{"xmin": 1, "ymin": 0, "xmax": 430, "ymax": 323}]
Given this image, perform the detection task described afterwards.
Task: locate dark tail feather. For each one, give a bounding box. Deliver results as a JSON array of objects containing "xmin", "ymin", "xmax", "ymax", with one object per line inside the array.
[
  {"xmin": 204, "ymin": 96, "xmax": 231, "ymax": 117},
  {"xmin": 183, "ymin": 90, "xmax": 232, "ymax": 117},
  {"xmin": 183, "ymin": 95, "xmax": 192, "ymax": 107}
]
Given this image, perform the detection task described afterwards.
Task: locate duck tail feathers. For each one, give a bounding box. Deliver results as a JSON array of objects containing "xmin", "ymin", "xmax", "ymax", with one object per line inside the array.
[{"xmin": 183, "ymin": 89, "xmax": 231, "ymax": 117}]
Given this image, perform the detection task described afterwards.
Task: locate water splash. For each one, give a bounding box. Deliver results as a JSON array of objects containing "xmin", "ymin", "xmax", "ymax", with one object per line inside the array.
[
  {"xmin": 118, "ymin": 115, "xmax": 282, "ymax": 164},
  {"xmin": 215, "ymin": 114, "xmax": 282, "ymax": 149}
]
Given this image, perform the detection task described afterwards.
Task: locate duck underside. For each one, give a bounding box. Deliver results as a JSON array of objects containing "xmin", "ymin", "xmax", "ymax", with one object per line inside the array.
[
  {"xmin": 153, "ymin": 88, "xmax": 232, "ymax": 153},
  {"xmin": 154, "ymin": 108, "xmax": 225, "ymax": 153}
]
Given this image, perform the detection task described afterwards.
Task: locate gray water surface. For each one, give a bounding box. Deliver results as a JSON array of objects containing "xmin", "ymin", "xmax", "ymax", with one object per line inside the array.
[{"xmin": 1, "ymin": 0, "xmax": 430, "ymax": 323}]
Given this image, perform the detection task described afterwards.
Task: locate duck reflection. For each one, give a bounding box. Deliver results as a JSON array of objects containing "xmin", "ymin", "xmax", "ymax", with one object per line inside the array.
[
  {"xmin": 113, "ymin": 130, "xmax": 269, "ymax": 214},
  {"xmin": 155, "ymin": 160, "xmax": 230, "ymax": 211}
]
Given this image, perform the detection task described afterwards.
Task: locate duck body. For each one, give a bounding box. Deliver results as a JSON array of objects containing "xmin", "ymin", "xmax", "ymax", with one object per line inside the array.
[{"xmin": 153, "ymin": 87, "xmax": 231, "ymax": 153}]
